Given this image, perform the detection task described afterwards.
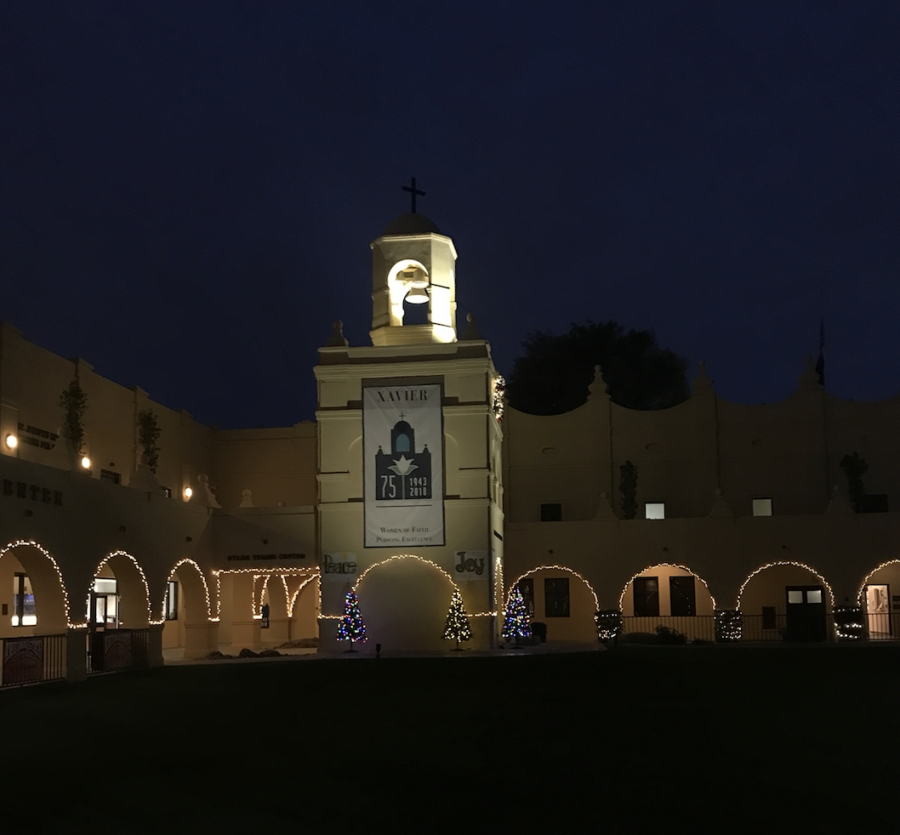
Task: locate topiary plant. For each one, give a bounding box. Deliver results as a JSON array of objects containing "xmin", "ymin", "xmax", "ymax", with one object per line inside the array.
[
  {"xmin": 58, "ymin": 379, "xmax": 87, "ymax": 455},
  {"xmin": 137, "ymin": 409, "xmax": 162, "ymax": 473}
]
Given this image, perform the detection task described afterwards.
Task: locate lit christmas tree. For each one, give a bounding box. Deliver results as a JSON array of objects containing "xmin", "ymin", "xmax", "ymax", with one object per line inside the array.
[
  {"xmin": 336, "ymin": 589, "xmax": 367, "ymax": 652},
  {"xmin": 501, "ymin": 585, "xmax": 532, "ymax": 644},
  {"xmin": 442, "ymin": 589, "xmax": 472, "ymax": 650}
]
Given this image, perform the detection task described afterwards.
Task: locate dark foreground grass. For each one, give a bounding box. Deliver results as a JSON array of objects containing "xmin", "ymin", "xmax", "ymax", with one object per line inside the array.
[{"xmin": 2, "ymin": 645, "xmax": 898, "ymax": 833}]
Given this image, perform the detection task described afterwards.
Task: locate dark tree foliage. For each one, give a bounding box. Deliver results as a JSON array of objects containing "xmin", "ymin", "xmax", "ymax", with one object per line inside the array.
[
  {"xmin": 507, "ymin": 321, "xmax": 689, "ymax": 415},
  {"xmin": 840, "ymin": 452, "xmax": 868, "ymax": 512}
]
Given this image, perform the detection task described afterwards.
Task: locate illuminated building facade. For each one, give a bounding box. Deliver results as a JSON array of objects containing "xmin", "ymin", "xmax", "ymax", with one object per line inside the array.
[{"xmin": 1, "ymin": 211, "xmax": 899, "ymax": 681}]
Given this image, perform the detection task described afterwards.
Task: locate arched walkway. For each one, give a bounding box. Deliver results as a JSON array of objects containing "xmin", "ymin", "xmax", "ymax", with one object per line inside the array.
[
  {"xmin": 619, "ymin": 564, "xmax": 716, "ymax": 642},
  {"xmin": 738, "ymin": 561, "xmax": 834, "ymax": 642},
  {"xmin": 353, "ymin": 555, "xmax": 460, "ymax": 651},
  {"xmin": 506, "ymin": 565, "xmax": 598, "ymax": 643},
  {"xmin": 0, "ymin": 540, "xmax": 70, "ymax": 638},
  {"xmin": 288, "ymin": 575, "xmax": 320, "ymax": 641},
  {"xmin": 91, "ymin": 551, "xmax": 152, "ymax": 630},
  {"xmin": 162, "ymin": 559, "xmax": 215, "ymax": 659},
  {"xmin": 857, "ymin": 560, "xmax": 900, "ymax": 639}
]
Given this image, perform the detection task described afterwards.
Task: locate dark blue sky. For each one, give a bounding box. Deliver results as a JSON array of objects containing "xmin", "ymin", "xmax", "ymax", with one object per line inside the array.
[{"xmin": 2, "ymin": 1, "xmax": 899, "ymax": 427}]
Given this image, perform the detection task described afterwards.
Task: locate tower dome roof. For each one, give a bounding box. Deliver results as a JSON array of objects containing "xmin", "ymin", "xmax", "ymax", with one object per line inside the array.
[{"xmin": 381, "ymin": 213, "xmax": 442, "ymax": 236}]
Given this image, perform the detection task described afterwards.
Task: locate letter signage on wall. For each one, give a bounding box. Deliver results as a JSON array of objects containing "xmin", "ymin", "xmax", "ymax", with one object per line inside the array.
[{"xmin": 363, "ymin": 382, "xmax": 444, "ymax": 548}]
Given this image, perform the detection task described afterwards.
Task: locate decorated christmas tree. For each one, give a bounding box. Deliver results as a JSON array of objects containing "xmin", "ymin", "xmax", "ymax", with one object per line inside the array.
[
  {"xmin": 501, "ymin": 585, "xmax": 532, "ymax": 644},
  {"xmin": 442, "ymin": 589, "xmax": 472, "ymax": 650},
  {"xmin": 336, "ymin": 589, "xmax": 367, "ymax": 651}
]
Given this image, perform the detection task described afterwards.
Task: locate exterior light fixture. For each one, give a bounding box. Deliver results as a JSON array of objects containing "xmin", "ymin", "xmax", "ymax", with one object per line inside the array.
[
  {"xmin": 184, "ymin": 486, "xmax": 193, "ymax": 500},
  {"xmin": 406, "ymin": 286, "xmax": 429, "ymax": 304},
  {"xmin": 81, "ymin": 456, "xmax": 91, "ymax": 469},
  {"xmin": 5, "ymin": 434, "xmax": 17, "ymax": 449}
]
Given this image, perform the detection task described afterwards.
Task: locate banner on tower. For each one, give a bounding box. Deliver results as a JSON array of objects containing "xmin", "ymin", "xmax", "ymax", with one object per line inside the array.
[{"xmin": 363, "ymin": 381, "xmax": 444, "ymax": 548}]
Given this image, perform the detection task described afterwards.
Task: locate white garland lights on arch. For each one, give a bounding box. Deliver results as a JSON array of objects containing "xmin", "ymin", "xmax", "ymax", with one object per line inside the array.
[
  {"xmin": 736, "ymin": 560, "xmax": 835, "ymax": 609},
  {"xmin": 166, "ymin": 558, "xmax": 213, "ymax": 621},
  {"xmin": 288, "ymin": 574, "xmax": 319, "ymax": 618},
  {"xmin": 855, "ymin": 559, "xmax": 900, "ymax": 604},
  {"xmin": 617, "ymin": 563, "xmax": 716, "ymax": 611},
  {"xmin": 210, "ymin": 566, "xmax": 319, "ymax": 620},
  {"xmin": 507, "ymin": 564, "xmax": 600, "ymax": 612},
  {"xmin": 321, "ymin": 554, "xmax": 495, "ymax": 621},
  {"xmin": 95, "ymin": 550, "xmax": 161, "ymax": 625},
  {"xmin": 0, "ymin": 539, "xmax": 81, "ymax": 629}
]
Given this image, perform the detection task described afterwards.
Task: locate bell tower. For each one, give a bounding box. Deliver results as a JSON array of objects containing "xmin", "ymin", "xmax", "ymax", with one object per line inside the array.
[{"xmin": 369, "ymin": 212, "xmax": 458, "ymax": 347}]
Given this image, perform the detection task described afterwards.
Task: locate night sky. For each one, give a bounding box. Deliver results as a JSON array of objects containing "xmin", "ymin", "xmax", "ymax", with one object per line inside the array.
[{"xmin": 2, "ymin": 2, "xmax": 899, "ymax": 428}]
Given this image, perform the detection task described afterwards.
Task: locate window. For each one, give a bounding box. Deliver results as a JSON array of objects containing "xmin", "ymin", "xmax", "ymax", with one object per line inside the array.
[
  {"xmin": 633, "ymin": 577, "xmax": 659, "ymax": 616},
  {"xmin": 518, "ymin": 578, "xmax": 535, "ymax": 617},
  {"xmin": 762, "ymin": 606, "xmax": 777, "ymax": 629},
  {"xmin": 91, "ymin": 577, "xmax": 118, "ymax": 627},
  {"xmin": 162, "ymin": 487, "xmax": 172, "ymax": 498},
  {"xmin": 544, "ymin": 578, "xmax": 570, "ymax": 617},
  {"xmin": 787, "ymin": 590, "xmax": 804, "ymax": 604},
  {"xmin": 100, "ymin": 469, "xmax": 121, "ymax": 484},
  {"xmin": 669, "ymin": 576, "xmax": 696, "ymax": 616},
  {"xmin": 12, "ymin": 573, "xmax": 36, "ymax": 626},
  {"xmin": 752, "ymin": 498, "xmax": 773, "ymax": 516},
  {"xmin": 645, "ymin": 502, "xmax": 665, "ymax": 520},
  {"xmin": 540, "ymin": 503, "xmax": 562, "ymax": 522},
  {"xmin": 165, "ymin": 581, "xmax": 178, "ymax": 621}
]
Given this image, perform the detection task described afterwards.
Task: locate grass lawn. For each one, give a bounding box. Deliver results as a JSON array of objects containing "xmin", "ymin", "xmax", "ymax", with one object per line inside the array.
[{"xmin": 2, "ymin": 645, "xmax": 898, "ymax": 833}]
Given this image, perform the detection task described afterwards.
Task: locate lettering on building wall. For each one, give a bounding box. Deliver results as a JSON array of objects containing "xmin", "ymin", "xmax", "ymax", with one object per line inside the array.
[
  {"xmin": 321, "ymin": 553, "xmax": 357, "ymax": 580},
  {"xmin": 363, "ymin": 382, "xmax": 444, "ymax": 548},
  {"xmin": 226, "ymin": 553, "xmax": 306, "ymax": 562},
  {"xmin": 454, "ymin": 550, "xmax": 487, "ymax": 581},
  {"xmin": 3, "ymin": 480, "xmax": 63, "ymax": 506}
]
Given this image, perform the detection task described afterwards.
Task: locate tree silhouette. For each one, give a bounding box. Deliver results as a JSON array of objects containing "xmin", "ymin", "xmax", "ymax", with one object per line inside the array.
[{"xmin": 507, "ymin": 321, "xmax": 689, "ymax": 415}]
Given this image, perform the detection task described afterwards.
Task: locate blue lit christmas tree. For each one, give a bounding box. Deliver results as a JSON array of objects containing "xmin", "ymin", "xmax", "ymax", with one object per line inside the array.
[
  {"xmin": 442, "ymin": 589, "xmax": 472, "ymax": 650},
  {"xmin": 501, "ymin": 585, "xmax": 532, "ymax": 644},
  {"xmin": 336, "ymin": 589, "xmax": 367, "ymax": 652}
]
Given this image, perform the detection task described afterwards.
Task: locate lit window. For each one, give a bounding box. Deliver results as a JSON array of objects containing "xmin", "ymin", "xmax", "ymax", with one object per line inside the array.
[
  {"xmin": 645, "ymin": 502, "xmax": 665, "ymax": 520},
  {"xmin": 807, "ymin": 589, "xmax": 823, "ymax": 604},
  {"xmin": 12, "ymin": 573, "xmax": 36, "ymax": 626},
  {"xmin": 165, "ymin": 581, "xmax": 178, "ymax": 621},
  {"xmin": 752, "ymin": 498, "xmax": 773, "ymax": 516},
  {"xmin": 787, "ymin": 590, "xmax": 804, "ymax": 604}
]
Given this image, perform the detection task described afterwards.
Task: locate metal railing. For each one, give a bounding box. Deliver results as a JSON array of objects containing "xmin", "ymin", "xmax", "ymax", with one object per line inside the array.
[
  {"xmin": 1, "ymin": 633, "xmax": 67, "ymax": 687},
  {"xmin": 619, "ymin": 614, "xmax": 847, "ymax": 643},
  {"xmin": 88, "ymin": 628, "xmax": 151, "ymax": 674}
]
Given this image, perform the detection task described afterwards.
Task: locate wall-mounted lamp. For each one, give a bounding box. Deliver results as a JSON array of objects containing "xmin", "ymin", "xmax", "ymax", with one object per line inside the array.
[
  {"xmin": 184, "ymin": 486, "xmax": 193, "ymax": 500},
  {"xmin": 81, "ymin": 456, "xmax": 91, "ymax": 469},
  {"xmin": 5, "ymin": 434, "xmax": 17, "ymax": 449}
]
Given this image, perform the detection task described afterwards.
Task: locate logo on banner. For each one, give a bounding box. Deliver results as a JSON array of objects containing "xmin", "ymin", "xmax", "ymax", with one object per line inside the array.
[
  {"xmin": 375, "ymin": 414, "xmax": 432, "ymax": 501},
  {"xmin": 363, "ymin": 382, "xmax": 445, "ymax": 548}
]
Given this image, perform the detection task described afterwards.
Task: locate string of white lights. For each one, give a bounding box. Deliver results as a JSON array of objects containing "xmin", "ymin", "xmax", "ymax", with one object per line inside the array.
[
  {"xmin": 95, "ymin": 550, "xmax": 163, "ymax": 625},
  {"xmin": 617, "ymin": 562, "xmax": 716, "ymax": 611},
  {"xmin": 166, "ymin": 558, "xmax": 212, "ymax": 621},
  {"xmin": 0, "ymin": 539, "xmax": 80, "ymax": 628},
  {"xmin": 736, "ymin": 560, "xmax": 835, "ymax": 609},
  {"xmin": 507, "ymin": 564, "xmax": 600, "ymax": 611},
  {"xmin": 856, "ymin": 559, "xmax": 900, "ymax": 604}
]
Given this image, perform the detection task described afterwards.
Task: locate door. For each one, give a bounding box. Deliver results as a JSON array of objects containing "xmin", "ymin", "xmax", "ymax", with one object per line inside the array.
[
  {"xmin": 865, "ymin": 584, "xmax": 891, "ymax": 638},
  {"xmin": 785, "ymin": 586, "xmax": 827, "ymax": 642}
]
